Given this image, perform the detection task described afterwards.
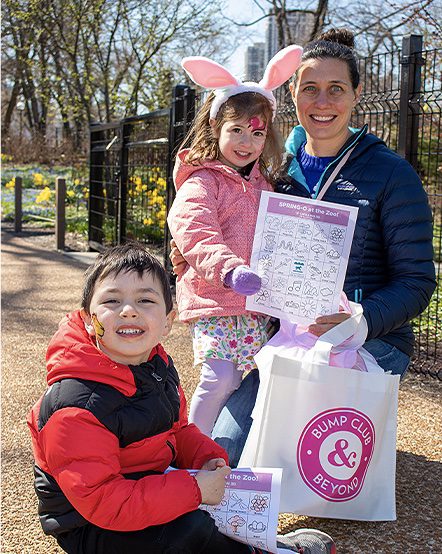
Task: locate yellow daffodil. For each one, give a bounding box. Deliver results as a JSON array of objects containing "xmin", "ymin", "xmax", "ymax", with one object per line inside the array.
[
  {"xmin": 36, "ymin": 186, "xmax": 52, "ymax": 203},
  {"xmin": 33, "ymin": 173, "xmax": 45, "ymax": 186}
]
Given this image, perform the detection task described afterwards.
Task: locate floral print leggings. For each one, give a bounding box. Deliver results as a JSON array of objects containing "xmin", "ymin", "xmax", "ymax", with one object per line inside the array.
[{"xmin": 188, "ymin": 314, "xmax": 268, "ymax": 435}]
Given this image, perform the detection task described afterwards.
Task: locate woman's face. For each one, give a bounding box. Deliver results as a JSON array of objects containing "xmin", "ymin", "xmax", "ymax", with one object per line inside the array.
[{"xmin": 291, "ymin": 58, "xmax": 361, "ymax": 152}]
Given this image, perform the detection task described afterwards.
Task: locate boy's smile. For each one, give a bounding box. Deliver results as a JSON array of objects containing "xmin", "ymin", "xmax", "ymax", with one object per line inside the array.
[{"xmin": 82, "ymin": 270, "xmax": 174, "ymax": 366}]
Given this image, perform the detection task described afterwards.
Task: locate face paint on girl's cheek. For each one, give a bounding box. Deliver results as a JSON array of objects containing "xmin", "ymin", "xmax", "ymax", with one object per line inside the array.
[
  {"xmin": 248, "ymin": 116, "xmax": 267, "ymax": 131},
  {"xmin": 91, "ymin": 313, "xmax": 105, "ymax": 340}
]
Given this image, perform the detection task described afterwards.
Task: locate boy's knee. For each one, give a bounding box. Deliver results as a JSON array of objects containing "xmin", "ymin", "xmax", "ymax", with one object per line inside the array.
[{"xmin": 160, "ymin": 510, "xmax": 216, "ymax": 552}]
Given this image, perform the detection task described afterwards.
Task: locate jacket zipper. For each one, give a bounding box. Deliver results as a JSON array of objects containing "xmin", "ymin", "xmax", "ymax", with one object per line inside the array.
[
  {"xmin": 354, "ymin": 288, "xmax": 363, "ymax": 302},
  {"xmin": 166, "ymin": 440, "xmax": 176, "ymax": 463}
]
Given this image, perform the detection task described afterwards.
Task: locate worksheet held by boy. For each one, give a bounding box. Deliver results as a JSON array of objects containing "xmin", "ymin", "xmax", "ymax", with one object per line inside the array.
[
  {"xmin": 246, "ymin": 191, "xmax": 359, "ymax": 324},
  {"xmin": 189, "ymin": 467, "xmax": 282, "ymax": 553}
]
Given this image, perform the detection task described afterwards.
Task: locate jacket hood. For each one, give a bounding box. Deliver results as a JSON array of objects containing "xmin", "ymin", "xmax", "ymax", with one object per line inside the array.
[
  {"xmin": 45, "ymin": 310, "xmax": 168, "ymax": 396},
  {"xmin": 173, "ymin": 149, "xmax": 261, "ymax": 191}
]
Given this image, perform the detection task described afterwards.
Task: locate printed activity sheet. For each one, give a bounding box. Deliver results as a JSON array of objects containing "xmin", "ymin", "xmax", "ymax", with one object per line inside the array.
[
  {"xmin": 246, "ymin": 191, "xmax": 359, "ymax": 324},
  {"xmin": 189, "ymin": 467, "xmax": 282, "ymax": 553}
]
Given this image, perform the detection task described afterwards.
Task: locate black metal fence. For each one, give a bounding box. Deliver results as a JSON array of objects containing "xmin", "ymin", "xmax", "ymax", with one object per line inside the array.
[
  {"xmin": 89, "ymin": 110, "xmax": 170, "ymax": 251},
  {"xmin": 89, "ymin": 87, "xmax": 195, "ymax": 257},
  {"xmin": 89, "ymin": 35, "xmax": 441, "ymax": 378}
]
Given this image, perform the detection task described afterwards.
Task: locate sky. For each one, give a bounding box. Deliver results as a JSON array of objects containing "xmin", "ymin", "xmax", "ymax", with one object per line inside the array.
[{"xmin": 224, "ymin": 0, "xmax": 267, "ymax": 77}]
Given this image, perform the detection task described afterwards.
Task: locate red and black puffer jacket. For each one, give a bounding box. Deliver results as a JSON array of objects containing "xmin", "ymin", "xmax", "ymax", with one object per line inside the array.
[{"xmin": 27, "ymin": 310, "xmax": 228, "ymax": 536}]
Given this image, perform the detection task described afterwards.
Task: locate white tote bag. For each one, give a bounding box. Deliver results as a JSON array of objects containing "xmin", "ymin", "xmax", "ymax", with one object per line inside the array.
[{"xmin": 239, "ymin": 308, "xmax": 400, "ymax": 521}]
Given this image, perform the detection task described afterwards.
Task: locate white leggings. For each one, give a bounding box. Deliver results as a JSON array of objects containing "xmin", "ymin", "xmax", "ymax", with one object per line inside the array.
[{"xmin": 188, "ymin": 359, "xmax": 243, "ymax": 436}]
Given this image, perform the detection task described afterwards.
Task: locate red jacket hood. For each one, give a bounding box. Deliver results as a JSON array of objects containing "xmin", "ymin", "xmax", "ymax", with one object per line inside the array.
[
  {"xmin": 46, "ymin": 310, "xmax": 168, "ymax": 397},
  {"xmin": 173, "ymin": 149, "xmax": 261, "ymax": 192}
]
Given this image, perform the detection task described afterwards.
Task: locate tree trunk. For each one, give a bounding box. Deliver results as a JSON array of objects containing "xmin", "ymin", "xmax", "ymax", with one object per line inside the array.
[
  {"xmin": 310, "ymin": 0, "xmax": 328, "ymax": 40},
  {"xmin": 2, "ymin": 79, "xmax": 20, "ymax": 137}
]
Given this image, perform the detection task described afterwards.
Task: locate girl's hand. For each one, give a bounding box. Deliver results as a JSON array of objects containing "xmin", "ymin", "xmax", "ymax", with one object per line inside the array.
[
  {"xmin": 169, "ymin": 239, "xmax": 188, "ymax": 276},
  {"xmin": 201, "ymin": 457, "xmax": 228, "ymax": 471},
  {"xmin": 195, "ymin": 465, "xmax": 231, "ymax": 505},
  {"xmin": 307, "ymin": 312, "xmax": 350, "ymax": 336},
  {"xmin": 224, "ymin": 265, "xmax": 261, "ymax": 295}
]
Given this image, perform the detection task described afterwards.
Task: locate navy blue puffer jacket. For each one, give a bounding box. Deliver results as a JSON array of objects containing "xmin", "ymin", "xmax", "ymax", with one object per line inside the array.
[{"xmin": 276, "ymin": 125, "xmax": 436, "ymax": 356}]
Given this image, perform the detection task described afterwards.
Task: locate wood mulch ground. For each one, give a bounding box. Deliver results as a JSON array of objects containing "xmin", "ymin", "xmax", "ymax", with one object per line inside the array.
[{"xmin": 1, "ymin": 225, "xmax": 441, "ymax": 553}]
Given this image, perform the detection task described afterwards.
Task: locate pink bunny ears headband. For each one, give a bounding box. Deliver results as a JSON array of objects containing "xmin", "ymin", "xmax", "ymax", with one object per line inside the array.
[{"xmin": 181, "ymin": 45, "xmax": 303, "ymax": 121}]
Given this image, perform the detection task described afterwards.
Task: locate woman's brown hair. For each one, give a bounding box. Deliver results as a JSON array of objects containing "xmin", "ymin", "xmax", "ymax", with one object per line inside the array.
[{"xmin": 294, "ymin": 28, "xmax": 360, "ymax": 90}]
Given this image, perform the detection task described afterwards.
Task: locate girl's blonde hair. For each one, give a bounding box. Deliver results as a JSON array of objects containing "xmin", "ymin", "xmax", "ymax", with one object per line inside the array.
[{"xmin": 181, "ymin": 92, "xmax": 282, "ymax": 185}]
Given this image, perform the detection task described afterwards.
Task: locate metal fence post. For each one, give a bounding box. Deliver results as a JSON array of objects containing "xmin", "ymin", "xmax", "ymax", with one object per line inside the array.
[
  {"xmin": 55, "ymin": 177, "xmax": 66, "ymax": 250},
  {"xmin": 89, "ymin": 125, "xmax": 105, "ymax": 249},
  {"xmin": 398, "ymin": 35, "xmax": 424, "ymax": 168},
  {"xmin": 164, "ymin": 85, "xmax": 195, "ymax": 271},
  {"xmin": 14, "ymin": 176, "xmax": 22, "ymax": 233},
  {"xmin": 117, "ymin": 122, "xmax": 129, "ymax": 244}
]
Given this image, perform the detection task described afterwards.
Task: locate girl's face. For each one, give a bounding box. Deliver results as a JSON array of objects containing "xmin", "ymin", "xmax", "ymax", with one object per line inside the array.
[
  {"xmin": 210, "ymin": 115, "xmax": 268, "ymax": 169},
  {"xmin": 291, "ymin": 58, "xmax": 361, "ymax": 153}
]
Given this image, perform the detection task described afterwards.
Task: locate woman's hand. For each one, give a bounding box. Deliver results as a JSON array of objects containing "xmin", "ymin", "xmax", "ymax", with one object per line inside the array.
[
  {"xmin": 194, "ymin": 464, "xmax": 231, "ymax": 505},
  {"xmin": 169, "ymin": 239, "xmax": 188, "ymax": 276},
  {"xmin": 307, "ymin": 312, "xmax": 350, "ymax": 336}
]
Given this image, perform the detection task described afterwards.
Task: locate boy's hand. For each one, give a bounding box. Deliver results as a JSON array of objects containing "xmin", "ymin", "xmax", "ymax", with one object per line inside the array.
[
  {"xmin": 169, "ymin": 239, "xmax": 188, "ymax": 276},
  {"xmin": 224, "ymin": 265, "xmax": 262, "ymax": 296},
  {"xmin": 200, "ymin": 457, "xmax": 228, "ymax": 471},
  {"xmin": 195, "ymin": 465, "xmax": 231, "ymax": 505}
]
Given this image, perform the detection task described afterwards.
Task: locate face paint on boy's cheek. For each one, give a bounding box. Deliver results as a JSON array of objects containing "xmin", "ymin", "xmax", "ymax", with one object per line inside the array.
[
  {"xmin": 248, "ymin": 116, "xmax": 267, "ymax": 132},
  {"xmin": 91, "ymin": 313, "xmax": 105, "ymax": 340}
]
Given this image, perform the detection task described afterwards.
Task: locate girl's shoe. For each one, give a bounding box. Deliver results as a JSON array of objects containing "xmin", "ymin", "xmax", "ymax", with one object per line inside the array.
[{"xmin": 276, "ymin": 528, "xmax": 336, "ymax": 553}]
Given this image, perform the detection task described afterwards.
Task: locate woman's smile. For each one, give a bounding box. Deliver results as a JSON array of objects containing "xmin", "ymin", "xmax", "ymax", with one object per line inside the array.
[{"xmin": 310, "ymin": 114, "xmax": 336, "ymax": 123}]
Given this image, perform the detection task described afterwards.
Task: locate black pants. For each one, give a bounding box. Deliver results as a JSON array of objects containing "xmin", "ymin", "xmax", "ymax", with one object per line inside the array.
[{"xmin": 56, "ymin": 509, "xmax": 256, "ymax": 554}]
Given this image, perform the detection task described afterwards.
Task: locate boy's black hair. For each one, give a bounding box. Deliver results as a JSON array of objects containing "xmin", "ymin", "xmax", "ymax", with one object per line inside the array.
[
  {"xmin": 294, "ymin": 28, "xmax": 360, "ymax": 90},
  {"xmin": 81, "ymin": 241, "xmax": 173, "ymax": 314}
]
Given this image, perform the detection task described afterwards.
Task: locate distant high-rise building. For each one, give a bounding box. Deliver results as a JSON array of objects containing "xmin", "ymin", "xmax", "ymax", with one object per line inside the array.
[
  {"xmin": 266, "ymin": 10, "xmax": 315, "ymax": 62},
  {"xmin": 244, "ymin": 42, "xmax": 266, "ymax": 81}
]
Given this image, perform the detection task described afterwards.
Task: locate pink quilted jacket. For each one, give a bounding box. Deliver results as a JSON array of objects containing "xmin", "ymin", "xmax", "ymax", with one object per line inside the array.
[{"xmin": 167, "ymin": 150, "xmax": 273, "ymax": 322}]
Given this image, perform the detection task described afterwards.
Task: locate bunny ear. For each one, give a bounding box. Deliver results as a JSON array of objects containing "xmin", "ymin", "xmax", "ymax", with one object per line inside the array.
[
  {"xmin": 259, "ymin": 45, "xmax": 303, "ymax": 91},
  {"xmin": 181, "ymin": 57, "xmax": 240, "ymax": 89}
]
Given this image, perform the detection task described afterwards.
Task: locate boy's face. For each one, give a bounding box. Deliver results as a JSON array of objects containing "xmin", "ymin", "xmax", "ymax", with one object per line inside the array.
[{"xmin": 81, "ymin": 270, "xmax": 175, "ymax": 366}]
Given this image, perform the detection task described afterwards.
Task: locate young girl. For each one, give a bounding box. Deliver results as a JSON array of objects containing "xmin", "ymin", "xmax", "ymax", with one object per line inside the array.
[{"xmin": 167, "ymin": 47, "xmax": 303, "ymax": 435}]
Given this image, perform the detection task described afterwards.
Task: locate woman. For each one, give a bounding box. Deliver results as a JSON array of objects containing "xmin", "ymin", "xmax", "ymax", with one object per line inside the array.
[{"xmin": 171, "ymin": 29, "xmax": 436, "ymax": 466}]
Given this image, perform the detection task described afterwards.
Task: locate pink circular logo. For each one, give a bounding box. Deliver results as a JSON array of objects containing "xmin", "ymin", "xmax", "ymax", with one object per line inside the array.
[{"xmin": 297, "ymin": 408, "xmax": 375, "ymax": 502}]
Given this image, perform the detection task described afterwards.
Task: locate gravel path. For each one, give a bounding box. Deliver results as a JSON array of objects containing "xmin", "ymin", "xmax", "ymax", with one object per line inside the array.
[{"xmin": 1, "ymin": 228, "xmax": 441, "ymax": 553}]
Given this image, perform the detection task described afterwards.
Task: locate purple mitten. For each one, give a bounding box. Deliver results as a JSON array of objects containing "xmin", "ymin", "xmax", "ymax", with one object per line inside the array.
[{"xmin": 224, "ymin": 265, "xmax": 262, "ymax": 296}]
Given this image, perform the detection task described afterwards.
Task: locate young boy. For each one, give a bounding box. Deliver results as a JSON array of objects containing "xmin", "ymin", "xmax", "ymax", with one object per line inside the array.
[{"xmin": 28, "ymin": 242, "xmax": 335, "ymax": 554}]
